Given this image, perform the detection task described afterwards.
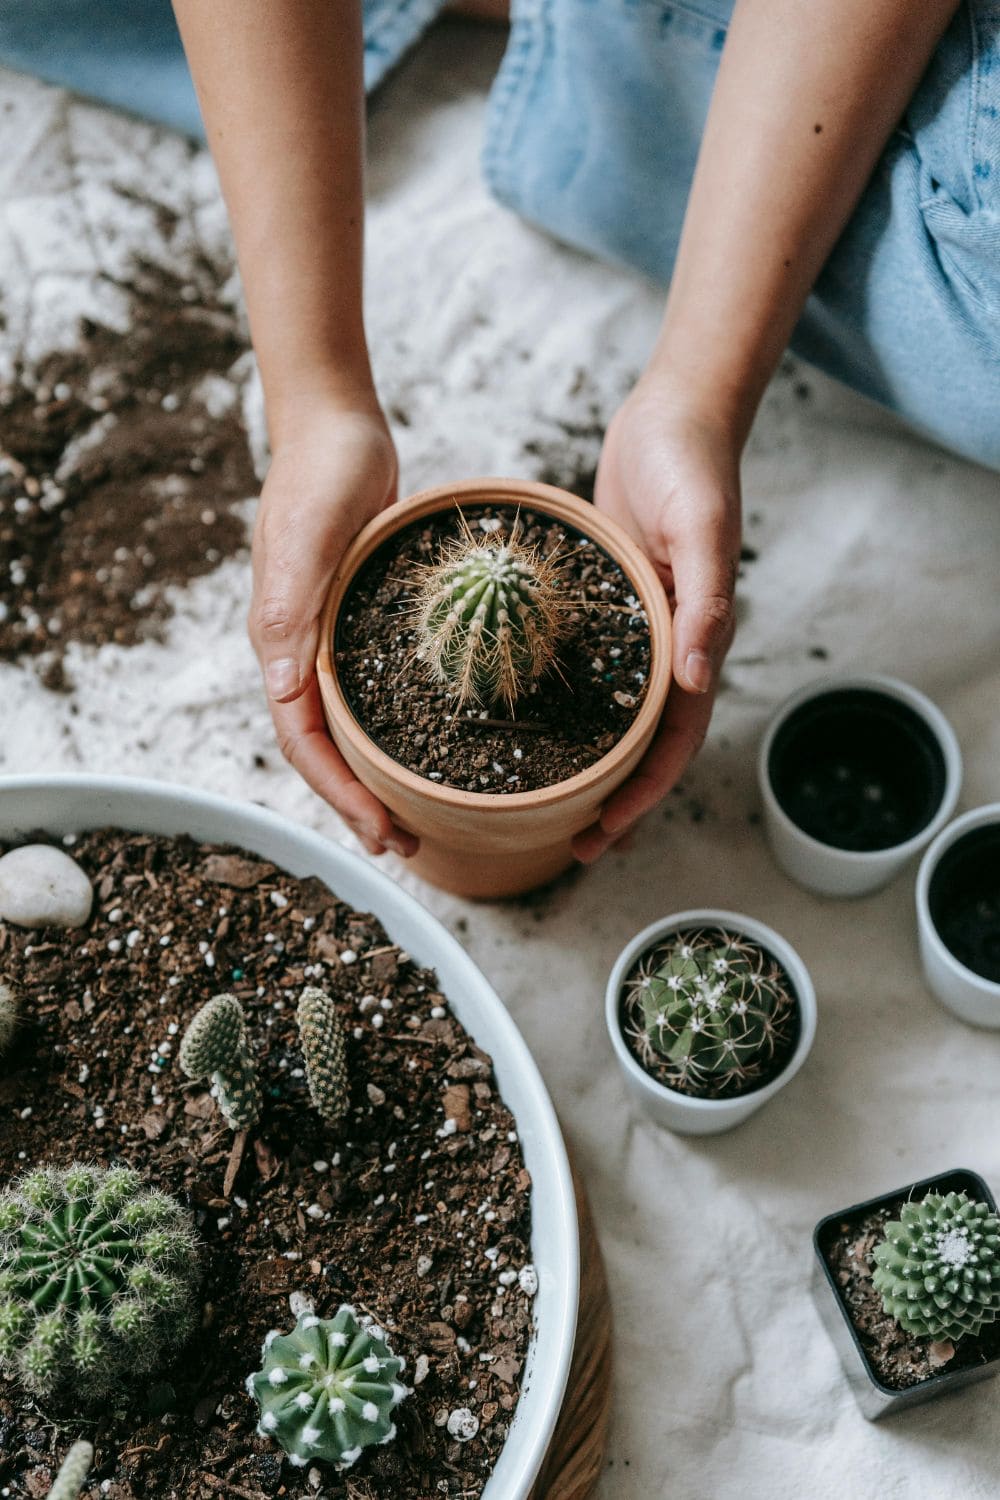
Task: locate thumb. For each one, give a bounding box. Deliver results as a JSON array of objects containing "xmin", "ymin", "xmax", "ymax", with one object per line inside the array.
[
  {"xmin": 250, "ymin": 499, "xmax": 350, "ymax": 705},
  {"xmin": 667, "ymin": 522, "xmax": 739, "ymax": 695}
]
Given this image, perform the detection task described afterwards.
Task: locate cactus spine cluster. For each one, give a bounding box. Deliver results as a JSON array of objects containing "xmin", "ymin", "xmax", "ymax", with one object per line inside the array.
[
  {"xmin": 297, "ymin": 986, "xmax": 350, "ymax": 1126},
  {"xmin": 413, "ymin": 527, "xmax": 565, "ymax": 709},
  {"xmin": 872, "ymin": 1191, "xmax": 1000, "ymax": 1342},
  {"xmin": 49, "ymin": 1441, "xmax": 94, "ymax": 1500},
  {"xmin": 179, "ymin": 994, "xmax": 260, "ymax": 1130},
  {"xmin": 247, "ymin": 1305, "xmax": 409, "ymax": 1469},
  {"xmin": 0, "ymin": 979, "xmax": 17, "ymax": 1054},
  {"xmin": 0, "ymin": 1164, "xmax": 199, "ymax": 1402},
  {"xmin": 624, "ymin": 928, "xmax": 795, "ymax": 1093}
]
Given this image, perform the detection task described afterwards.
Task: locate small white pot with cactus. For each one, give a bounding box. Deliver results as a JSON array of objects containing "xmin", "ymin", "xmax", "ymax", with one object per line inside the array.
[{"xmin": 605, "ymin": 909, "xmax": 817, "ymax": 1134}]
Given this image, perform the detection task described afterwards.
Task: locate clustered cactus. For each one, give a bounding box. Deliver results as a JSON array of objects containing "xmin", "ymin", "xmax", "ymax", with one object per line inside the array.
[
  {"xmin": 623, "ymin": 928, "xmax": 796, "ymax": 1094},
  {"xmin": 0, "ymin": 979, "xmax": 17, "ymax": 1054},
  {"xmin": 0, "ymin": 1164, "xmax": 199, "ymax": 1402},
  {"xmin": 413, "ymin": 527, "xmax": 566, "ymax": 709},
  {"xmin": 247, "ymin": 1305, "xmax": 410, "ymax": 1470},
  {"xmin": 49, "ymin": 1441, "xmax": 94, "ymax": 1500},
  {"xmin": 180, "ymin": 994, "xmax": 260, "ymax": 1130},
  {"xmin": 297, "ymin": 986, "xmax": 350, "ymax": 1126},
  {"xmin": 872, "ymin": 1191, "xmax": 1000, "ymax": 1343}
]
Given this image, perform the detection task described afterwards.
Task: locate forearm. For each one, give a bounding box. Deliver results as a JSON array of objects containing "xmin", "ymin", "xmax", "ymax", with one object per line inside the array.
[
  {"xmin": 172, "ymin": 0, "xmax": 373, "ymax": 442},
  {"xmin": 651, "ymin": 0, "xmax": 960, "ymax": 443}
]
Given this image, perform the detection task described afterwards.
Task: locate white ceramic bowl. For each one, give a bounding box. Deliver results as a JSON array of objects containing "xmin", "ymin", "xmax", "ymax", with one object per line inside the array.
[
  {"xmin": 917, "ymin": 803, "xmax": 1000, "ymax": 1029},
  {"xmin": 758, "ymin": 674, "xmax": 962, "ymax": 898},
  {"xmin": 0, "ymin": 774, "xmax": 578, "ymax": 1500},
  {"xmin": 605, "ymin": 908, "xmax": 817, "ymax": 1135}
]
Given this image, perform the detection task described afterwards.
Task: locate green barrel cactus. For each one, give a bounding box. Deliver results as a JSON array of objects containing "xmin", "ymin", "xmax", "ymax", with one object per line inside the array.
[
  {"xmin": 624, "ymin": 928, "xmax": 795, "ymax": 1092},
  {"xmin": 247, "ymin": 1305, "xmax": 410, "ymax": 1470},
  {"xmin": 179, "ymin": 993, "xmax": 260, "ymax": 1131},
  {"xmin": 0, "ymin": 1164, "xmax": 199, "ymax": 1403},
  {"xmin": 49, "ymin": 1440, "xmax": 94, "ymax": 1500},
  {"xmin": 413, "ymin": 530, "xmax": 565, "ymax": 709},
  {"xmin": 0, "ymin": 979, "xmax": 17, "ymax": 1054},
  {"xmin": 872, "ymin": 1190, "xmax": 1000, "ymax": 1342},
  {"xmin": 297, "ymin": 986, "xmax": 349, "ymax": 1126}
]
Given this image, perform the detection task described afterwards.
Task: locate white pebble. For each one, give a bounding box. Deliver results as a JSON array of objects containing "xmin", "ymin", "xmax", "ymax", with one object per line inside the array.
[
  {"xmin": 0, "ymin": 845, "xmax": 94, "ymax": 929},
  {"xmin": 446, "ymin": 1407, "xmax": 480, "ymax": 1442},
  {"xmin": 518, "ymin": 1264, "xmax": 539, "ymax": 1296}
]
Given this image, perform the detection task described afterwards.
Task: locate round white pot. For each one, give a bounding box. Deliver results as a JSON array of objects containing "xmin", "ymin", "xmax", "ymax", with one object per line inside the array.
[
  {"xmin": 605, "ymin": 908, "xmax": 817, "ymax": 1135},
  {"xmin": 917, "ymin": 803, "xmax": 1000, "ymax": 1029},
  {"xmin": 0, "ymin": 774, "xmax": 578, "ymax": 1500},
  {"xmin": 758, "ymin": 674, "xmax": 962, "ymax": 898}
]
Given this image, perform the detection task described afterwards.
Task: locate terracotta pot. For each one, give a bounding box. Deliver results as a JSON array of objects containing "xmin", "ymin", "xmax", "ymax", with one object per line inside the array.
[{"xmin": 316, "ymin": 478, "xmax": 672, "ymax": 898}]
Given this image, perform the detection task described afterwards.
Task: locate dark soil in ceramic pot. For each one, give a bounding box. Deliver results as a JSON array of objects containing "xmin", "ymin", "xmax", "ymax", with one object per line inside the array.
[
  {"xmin": 767, "ymin": 688, "xmax": 949, "ymax": 852},
  {"xmin": 0, "ymin": 830, "xmax": 535, "ymax": 1497},
  {"xmin": 928, "ymin": 824, "xmax": 1000, "ymax": 983},
  {"xmin": 813, "ymin": 1168, "xmax": 1000, "ymax": 1419}
]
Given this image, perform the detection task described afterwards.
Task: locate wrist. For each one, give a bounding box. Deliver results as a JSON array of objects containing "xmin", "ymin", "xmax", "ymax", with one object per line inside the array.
[{"xmin": 265, "ymin": 371, "xmax": 385, "ymax": 450}]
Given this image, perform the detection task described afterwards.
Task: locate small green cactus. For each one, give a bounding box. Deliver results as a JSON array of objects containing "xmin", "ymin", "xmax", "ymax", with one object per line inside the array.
[
  {"xmin": 413, "ymin": 528, "xmax": 566, "ymax": 709},
  {"xmin": 0, "ymin": 1164, "xmax": 199, "ymax": 1403},
  {"xmin": 623, "ymin": 928, "xmax": 796, "ymax": 1093},
  {"xmin": 0, "ymin": 979, "xmax": 18, "ymax": 1054},
  {"xmin": 49, "ymin": 1440, "xmax": 94, "ymax": 1500},
  {"xmin": 179, "ymin": 993, "xmax": 260, "ymax": 1131},
  {"xmin": 297, "ymin": 986, "xmax": 349, "ymax": 1126},
  {"xmin": 872, "ymin": 1191, "xmax": 1000, "ymax": 1342},
  {"xmin": 247, "ymin": 1305, "xmax": 409, "ymax": 1470}
]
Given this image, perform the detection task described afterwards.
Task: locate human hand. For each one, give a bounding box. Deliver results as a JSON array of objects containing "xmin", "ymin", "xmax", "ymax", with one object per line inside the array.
[
  {"xmin": 249, "ymin": 400, "xmax": 418, "ymax": 859},
  {"xmin": 572, "ymin": 374, "xmax": 742, "ymax": 862}
]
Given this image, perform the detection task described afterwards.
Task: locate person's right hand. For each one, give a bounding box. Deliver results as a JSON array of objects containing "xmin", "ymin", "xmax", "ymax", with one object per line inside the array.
[{"xmin": 248, "ymin": 399, "xmax": 418, "ymax": 860}]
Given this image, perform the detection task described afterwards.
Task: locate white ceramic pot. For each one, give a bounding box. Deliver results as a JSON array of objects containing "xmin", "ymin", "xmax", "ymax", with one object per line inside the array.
[
  {"xmin": 0, "ymin": 774, "xmax": 578, "ymax": 1500},
  {"xmin": 758, "ymin": 674, "xmax": 962, "ymax": 898},
  {"xmin": 604, "ymin": 908, "xmax": 817, "ymax": 1135},
  {"xmin": 917, "ymin": 803, "xmax": 1000, "ymax": 1029}
]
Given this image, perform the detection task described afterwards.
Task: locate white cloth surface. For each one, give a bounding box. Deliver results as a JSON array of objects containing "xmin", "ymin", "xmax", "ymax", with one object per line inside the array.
[{"xmin": 2, "ymin": 21, "xmax": 1000, "ymax": 1500}]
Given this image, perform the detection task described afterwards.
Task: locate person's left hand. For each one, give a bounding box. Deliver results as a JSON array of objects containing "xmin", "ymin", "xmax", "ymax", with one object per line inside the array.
[{"xmin": 572, "ymin": 371, "xmax": 743, "ymax": 862}]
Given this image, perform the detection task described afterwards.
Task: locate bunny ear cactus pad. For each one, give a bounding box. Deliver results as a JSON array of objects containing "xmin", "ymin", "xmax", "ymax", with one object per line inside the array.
[
  {"xmin": 247, "ymin": 1305, "xmax": 410, "ymax": 1470},
  {"xmin": 296, "ymin": 986, "xmax": 350, "ymax": 1126},
  {"xmin": 179, "ymin": 993, "xmax": 260, "ymax": 1131},
  {"xmin": 624, "ymin": 928, "xmax": 797, "ymax": 1094},
  {"xmin": 413, "ymin": 528, "xmax": 566, "ymax": 709},
  {"xmin": 0, "ymin": 1164, "xmax": 199, "ymax": 1403},
  {"xmin": 872, "ymin": 1191, "xmax": 1000, "ymax": 1342}
]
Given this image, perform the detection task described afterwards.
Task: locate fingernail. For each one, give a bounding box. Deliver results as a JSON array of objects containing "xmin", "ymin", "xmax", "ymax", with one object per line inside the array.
[
  {"xmin": 265, "ymin": 658, "xmax": 299, "ymax": 701},
  {"xmin": 684, "ymin": 649, "xmax": 712, "ymax": 694}
]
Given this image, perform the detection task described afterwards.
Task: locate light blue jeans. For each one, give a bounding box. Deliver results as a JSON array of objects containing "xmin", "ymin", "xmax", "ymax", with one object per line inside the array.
[{"xmin": 483, "ymin": 0, "xmax": 1000, "ymax": 470}]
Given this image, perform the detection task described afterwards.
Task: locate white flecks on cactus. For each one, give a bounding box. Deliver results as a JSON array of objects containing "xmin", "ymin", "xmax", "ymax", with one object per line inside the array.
[
  {"xmin": 0, "ymin": 844, "xmax": 94, "ymax": 930},
  {"xmin": 47, "ymin": 1439, "xmax": 94, "ymax": 1500},
  {"xmin": 0, "ymin": 980, "xmax": 18, "ymax": 1055},
  {"xmin": 179, "ymin": 994, "xmax": 260, "ymax": 1131},
  {"xmin": 248, "ymin": 1305, "xmax": 410, "ymax": 1470}
]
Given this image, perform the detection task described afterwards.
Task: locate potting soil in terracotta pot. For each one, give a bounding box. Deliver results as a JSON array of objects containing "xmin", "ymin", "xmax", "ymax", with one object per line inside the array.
[
  {"xmin": 0, "ymin": 831, "xmax": 535, "ymax": 1498},
  {"xmin": 335, "ymin": 505, "xmax": 651, "ymax": 794},
  {"xmin": 819, "ymin": 1188, "xmax": 1000, "ymax": 1390}
]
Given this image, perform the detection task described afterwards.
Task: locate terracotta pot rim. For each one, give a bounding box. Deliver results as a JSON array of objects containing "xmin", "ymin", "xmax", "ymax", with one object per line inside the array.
[{"xmin": 317, "ymin": 478, "xmax": 672, "ymax": 812}]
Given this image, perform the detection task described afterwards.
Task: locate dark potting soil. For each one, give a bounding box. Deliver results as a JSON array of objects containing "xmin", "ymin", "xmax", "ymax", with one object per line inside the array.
[
  {"xmin": 0, "ymin": 831, "xmax": 533, "ymax": 1498},
  {"xmin": 928, "ymin": 825, "xmax": 1000, "ymax": 984},
  {"xmin": 334, "ymin": 505, "xmax": 651, "ymax": 794},
  {"xmin": 0, "ymin": 265, "xmax": 255, "ymax": 684},
  {"xmin": 822, "ymin": 1198, "xmax": 1000, "ymax": 1391},
  {"xmin": 617, "ymin": 929, "xmax": 801, "ymax": 1102}
]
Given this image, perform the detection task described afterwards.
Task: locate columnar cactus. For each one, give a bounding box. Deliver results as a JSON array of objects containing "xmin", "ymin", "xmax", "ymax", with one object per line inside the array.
[
  {"xmin": 297, "ymin": 986, "xmax": 349, "ymax": 1126},
  {"xmin": 413, "ymin": 530, "xmax": 565, "ymax": 708},
  {"xmin": 0, "ymin": 979, "xmax": 17, "ymax": 1054},
  {"xmin": 179, "ymin": 994, "xmax": 260, "ymax": 1130},
  {"xmin": 872, "ymin": 1191, "xmax": 1000, "ymax": 1342},
  {"xmin": 49, "ymin": 1440, "xmax": 94, "ymax": 1500},
  {"xmin": 247, "ymin": 1305, "xmax": 410, "ymax": 1470},
  {"xmin": 0, "ymin": 1164, "xmax": 199, "ymax": 1402},
  {"xmin": 623, "ymin": 928, "xmax": 795, "ymax": 1091}
]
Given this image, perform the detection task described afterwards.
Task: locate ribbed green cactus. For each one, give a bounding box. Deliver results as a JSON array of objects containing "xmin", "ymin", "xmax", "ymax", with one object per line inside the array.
[
  {"xmin": 623, "ymin": 928, "xmax": 795, "ymax": 1092},
  {"xmin": 413, "ymin": 530, "xmax": 565, "ymax": 708},
  {"xmin": 0, "ymin": 979, "xmax": 17, "ymax": 1055},
  {"xmin": 179, "ymin": 994, "xmax": 260, "ymax": 1130},
  {"xmin": 872, "ymin": 1191, "xmax": 1000, "ymax": 1342},
  {"xmin": 246, "ymin": 1305, "xmax": 409, "ymax": 1470},
  {"xmin": 49, "ymin": 1440, "xmax": 94, "ymax": 1500},
  {"xmin": 297, "ymin": 986, "xmax": 349, "ymax": 1126},
  {"xmin": 0, "ymin": 1164, "xmax": 199, "ymax": 1402}
]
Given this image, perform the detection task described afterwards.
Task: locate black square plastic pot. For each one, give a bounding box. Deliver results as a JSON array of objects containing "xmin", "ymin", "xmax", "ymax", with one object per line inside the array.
[{"xmin": 812, "ymin": 1168, "xmax": 1000, "ymax": 1420}]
